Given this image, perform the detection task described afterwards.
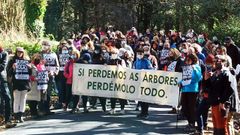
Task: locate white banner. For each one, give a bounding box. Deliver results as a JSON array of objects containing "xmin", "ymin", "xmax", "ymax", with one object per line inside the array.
[{"xmin": 72, "ymin": 64, "xmax": 182, "ymax": 106}]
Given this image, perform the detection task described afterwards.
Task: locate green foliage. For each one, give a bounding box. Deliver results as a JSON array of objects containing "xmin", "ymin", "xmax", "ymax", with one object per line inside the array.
[
  {"xmin": 45, "ymin": 34, "xmax": 56, "ymax": 41},
  {"xmin": 211, "ymin": 16, "xmax": 240, "ymax": 45},
  {"xmin": 44, "ymin": 0, "xmax": 63, "ymax": 40},
  {"xmin": 25, "ymin": 0, "xmax": 47, "ymax": 38},
  {"xmin": 11, "ymin": 41, "xmax": 42, "ymax": 56},
  {"xmin": 3, "ymin": 40, "xmax": 58, "ymax": 57}
]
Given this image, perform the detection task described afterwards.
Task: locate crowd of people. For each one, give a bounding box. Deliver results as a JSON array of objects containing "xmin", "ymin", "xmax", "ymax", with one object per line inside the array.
[{"xmin": 0, "ymin": 26, "xmax": 240, "ymax": 135}]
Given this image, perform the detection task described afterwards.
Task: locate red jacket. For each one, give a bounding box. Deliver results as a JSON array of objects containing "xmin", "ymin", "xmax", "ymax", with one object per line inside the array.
[{"xmin": 64, "ymin": 60, "xmax": 74, "ymax": 84}]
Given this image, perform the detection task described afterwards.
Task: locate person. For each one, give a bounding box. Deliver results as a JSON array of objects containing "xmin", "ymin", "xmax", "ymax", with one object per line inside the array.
[
  {"xmin": 108, "ymin": 47, "xmax": 127, "ymax": 114},
  {"xmin": 133, "ymin": 48, "xmax": 153, "ymax": 119},
  {"xmin": 202, "ymin": 40, "xmax": 216, "ymax": 58},
  {"xmin": 215, "ymin": 46, "xmax": 232, "ymax": 68},
  {"xmin": 196, "ymin": 54, "xmax": 214, "ymax": 134},
  {"xmin": 143, "ymin": 44, "xmax": 158, "ymax": 70},
  {"xmin": 27, "ymin": 53, "xmax": 44, "ymax": 119},
  {"xmin": 0, "ymin": 43, "xmax": 16, "ymax": 128},
  {"xmin": 224, "ymin": 36, "xmax": 240, "ymax": 69},
  {"xmin": 77, "ymin": 52, "xmax": 93, "ymax": 113},
  {"xmin": 85, "ymin": 44, "xmax": 109, "ymax": 112},
  {"xmin": 56, "ymin": 43, "xmax": 70, "ymax": 111},
  {"xmin": 8, "ymin": 47, "xmax": 32, "ymax": 123},
  {"xmin": 39, "ymin": 41, "xmax": 59, "ymax": 115},
  {"xmin": 179, "ymin": 53, "xmax": 202, "ymax": 132},
  {"xmin": 166, "ymin": 48, "xmax": 184, "ymax": 114},
  {"xmin": 206, "ymin": 55, "xmax": 238, "ymax": 135},
  {"xmin": 64, "ymin": 50, "xmax": 81, "ymax": 113},
  {"xmin": 159, "ymin": 41, "xmax": 170, "ymax": 70}
]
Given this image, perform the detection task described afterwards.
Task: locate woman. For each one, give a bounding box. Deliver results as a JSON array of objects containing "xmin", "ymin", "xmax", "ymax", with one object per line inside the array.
[
  {"xmin": 167, "ymin": 48, "xmax": 184, "ymax": 114},
  {"xmin": 64, "ymin": 50, "xmax": 80, "ymax": 113},
  {"xmin": 8, "ymin": 47, "xmax": 32, "ymax": 123},
  {"xmin": 180, "ymin": 53, "xmax": 202, "ymax": 132}
]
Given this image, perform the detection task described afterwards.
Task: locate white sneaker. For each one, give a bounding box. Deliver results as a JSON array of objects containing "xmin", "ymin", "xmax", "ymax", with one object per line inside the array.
[
  {"xmin": 108, "ymin": 109, "xmax": 115, "ymax": 115},
  {"xmin": 119, "ymin": 109, "xmax": 125, "ymax": 114}
]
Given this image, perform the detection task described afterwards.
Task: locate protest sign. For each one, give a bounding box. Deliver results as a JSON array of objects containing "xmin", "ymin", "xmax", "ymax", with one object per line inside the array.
[
  {"xmin": 72, "ymin": 64, "xmax": 182, "ymax": 106},
  {"xmin": 15, "ymin": 59, "xmax": 29, "ymax": 80},
  {"xmin": 59, "ymin": 54, "xmax": 70, "ymax": 71},
  {"xmin": 37, "ymin": 70, "xmax": 48, "ymax": 90},
  {"xmin": 182, "ymin": 65, "xmax": 193, "ymax": 86}
]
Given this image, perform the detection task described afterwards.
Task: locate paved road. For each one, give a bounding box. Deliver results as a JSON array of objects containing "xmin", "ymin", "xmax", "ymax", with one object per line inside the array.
[{"xmin": 1, "ymin": 103, "xmax": 189, "ymax": 135}]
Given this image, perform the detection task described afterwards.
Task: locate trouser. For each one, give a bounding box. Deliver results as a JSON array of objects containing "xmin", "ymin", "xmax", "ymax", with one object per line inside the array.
[
  {"xmin": 28, "ymin": 101, "xmax": 38, "ymax": 116},
  {"xmin": 90, "ymin": 97, "xmax": 106, "ymax": 110},
  {"xmin": 110, "ymin": 98, "xmax": 127, "ymax": 110},
  {"xmin": 82, "ymin": 96, "xmax": 88, "ymax": 109},
  {"xmin": 55, "ymin": 72, "xmax": 66, "ymax": 105},
  {"xmin": 212, "ymin": 105, "xmax": 227, "ymax": 135},
  {"xmin": 13, "ymin": 90, "xmax": 28, "ymax": 113},
  {"xmin": 196, "ymin": 98, "xmax": 210, "ymax": 132},
  {"xmin": 181, "ymin": 92, "xmax": 197, "ymax": 125},
  {"xmin": 65, "ymin": 84, "xmax": 79, "ymax": 109},
  {"xmin": 0, "ymin": 79, "xmax": 11, "ymax": 123},
  {"xmin": 39, "ymin": 76, "xmax": 55, "ymax": 113},
  {"xmin": 139, "ymin": 101, "xmax": 149, "ymax": 115},
  {"xmin": 65, "ymin": 84, "xmax": 72, "ymax": 107}
]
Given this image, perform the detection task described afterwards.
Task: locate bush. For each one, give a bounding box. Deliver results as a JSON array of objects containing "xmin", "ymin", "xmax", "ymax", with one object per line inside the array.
[
  {"xmin": 211, "ymin": 16, "xmax": 240, "ymax": 46},
  {"xmin": 3, "ymin": 40, "xmax": 59, "ymax": 57}
]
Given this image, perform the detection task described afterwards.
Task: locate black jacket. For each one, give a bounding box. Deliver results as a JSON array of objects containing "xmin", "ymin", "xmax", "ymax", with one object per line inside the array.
[
  {"xmin": 206, "ymin": 70, "xmax": 233, "ymax": 106},
  {"xmin": 226, "ymin": 44, "xmax": 240, "ymax": 68},
  {"xmin": 7, "ymin": 57, "xmax": 32, "ymax": 91}
]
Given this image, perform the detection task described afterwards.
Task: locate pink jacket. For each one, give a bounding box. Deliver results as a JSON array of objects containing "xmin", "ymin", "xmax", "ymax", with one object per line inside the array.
[{"xmin": 64, "ymin": 60, "xmax": 74, "ymax": 84}]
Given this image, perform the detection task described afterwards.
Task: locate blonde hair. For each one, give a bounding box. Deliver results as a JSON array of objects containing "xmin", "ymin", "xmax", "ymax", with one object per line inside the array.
[
  {"xmin": 72, "ymin": 50, "xmax": 80, "ymax": 59},
  {"xmin": 169, "ymin": 48, "xmax": 181, "ymax": 60}
]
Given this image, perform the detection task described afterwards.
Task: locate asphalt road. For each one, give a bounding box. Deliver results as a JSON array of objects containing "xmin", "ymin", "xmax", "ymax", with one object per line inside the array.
[{"xmin": 1, "ymin": 103, "xmax": 189, "ymax": 135}]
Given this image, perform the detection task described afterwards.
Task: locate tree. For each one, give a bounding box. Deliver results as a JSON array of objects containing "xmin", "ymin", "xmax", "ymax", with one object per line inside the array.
[{"xmin": 24, "ymin": 0, "xmax": 47, "ymax": 37}]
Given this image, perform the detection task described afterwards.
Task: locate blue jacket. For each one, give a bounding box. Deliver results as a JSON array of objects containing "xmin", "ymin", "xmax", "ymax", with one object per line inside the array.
[
  {"xmin": 133, "ymin": 57, "xmax": 153, "ymax": 70},
  {"xmin": 181, "ymin": 64, "xmax": 202, "ymax": 93}
]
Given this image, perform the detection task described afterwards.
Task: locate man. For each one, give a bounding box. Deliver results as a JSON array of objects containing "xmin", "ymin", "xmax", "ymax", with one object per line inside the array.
[
  {"xmin": 0, "ymin": 43, "xmax": 16, "ymax": 128},
  {"xmin": 225, "ymin": 36, "xmax": 240, "ymax": 69}
]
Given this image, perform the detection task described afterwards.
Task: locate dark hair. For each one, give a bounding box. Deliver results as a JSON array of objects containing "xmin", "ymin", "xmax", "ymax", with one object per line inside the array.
[
  {"xmin": 136, "ymin": 48, "xmax": 144, "ymax": 53},
  {"xmin": 186, "ymin": 54, "xmax": 198, "ymax": 64}
]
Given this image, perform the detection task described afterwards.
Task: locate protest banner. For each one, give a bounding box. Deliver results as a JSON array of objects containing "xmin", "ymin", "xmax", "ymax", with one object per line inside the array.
[
  {"xmin": 72, "ymin": 64, "xmax": 182, "ymax": 106},
  {"xmin": 15, "ymin": 59, "xmax": 29, "ymax": 80}
]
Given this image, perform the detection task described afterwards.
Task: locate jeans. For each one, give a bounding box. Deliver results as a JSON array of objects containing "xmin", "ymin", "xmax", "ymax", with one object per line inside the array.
[
  {"xmin": 196, "ymin": 98, "xmax": 210, "ymax": 132},
  {"xmin": 0, "ymin": 76, "xmax": 11, "ymax": 122},
  {"xmin": 55, "ymin": 72, "xmax": 66, "ymax": 104}
]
